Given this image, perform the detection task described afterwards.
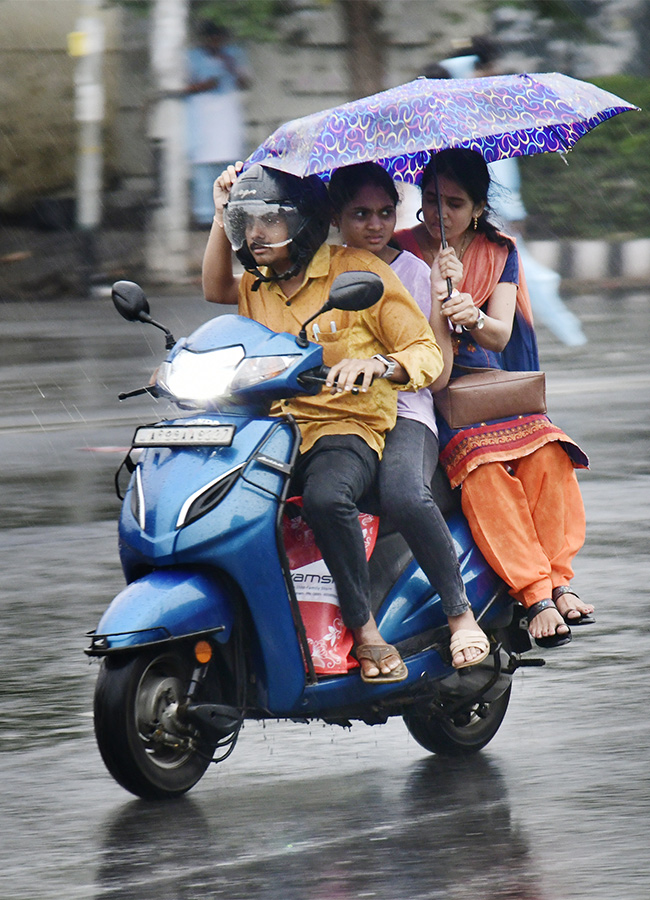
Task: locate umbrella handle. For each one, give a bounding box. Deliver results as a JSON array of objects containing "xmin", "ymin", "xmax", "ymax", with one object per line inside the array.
[{"xmin": 431, "ymin": 162, "xmax": 453, "ymax": 299}]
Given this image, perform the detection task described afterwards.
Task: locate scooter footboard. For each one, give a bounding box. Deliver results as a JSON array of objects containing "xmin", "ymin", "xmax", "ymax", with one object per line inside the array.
[{"xmin": 86, "ymin": 568, "xmax": 234, "ymax": 655}]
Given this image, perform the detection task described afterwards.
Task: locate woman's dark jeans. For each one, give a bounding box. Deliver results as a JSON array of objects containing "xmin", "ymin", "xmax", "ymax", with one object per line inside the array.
[
  {"xmin": 291, "ymin": 434, "xmax": 379, "ymax": 630},
  {"xmin": 378, "ymin": 417, "xmax": 469, "ymax": 618}
]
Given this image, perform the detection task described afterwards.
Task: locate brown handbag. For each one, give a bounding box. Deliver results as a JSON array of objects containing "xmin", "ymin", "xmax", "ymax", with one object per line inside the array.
[{"xmin": 434, "ymin": 368, "xmax": 547, "ymax": 429}]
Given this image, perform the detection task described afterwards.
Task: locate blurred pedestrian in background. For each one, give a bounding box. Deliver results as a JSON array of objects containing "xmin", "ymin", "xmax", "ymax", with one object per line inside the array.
[{"xmin": 185, "ymin": 20, "xmax": 251, "ymax": 228}]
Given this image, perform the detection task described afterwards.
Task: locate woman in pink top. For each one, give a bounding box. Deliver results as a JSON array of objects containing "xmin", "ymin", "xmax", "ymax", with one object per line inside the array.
[{"xmin": 329, "ymin": 163, "xmax": 489, "ymax": 668}]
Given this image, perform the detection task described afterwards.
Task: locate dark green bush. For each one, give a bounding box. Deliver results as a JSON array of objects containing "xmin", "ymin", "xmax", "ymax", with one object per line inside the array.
[{"xmin": 520, "ymin": 76, "xmax": 650, "ymax": 239}]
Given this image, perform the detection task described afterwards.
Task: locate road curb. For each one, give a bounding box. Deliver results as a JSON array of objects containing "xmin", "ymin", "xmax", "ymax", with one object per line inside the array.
[{"xmin": 528, "ymin": 238, "xmax": 650, "ymax": 284}]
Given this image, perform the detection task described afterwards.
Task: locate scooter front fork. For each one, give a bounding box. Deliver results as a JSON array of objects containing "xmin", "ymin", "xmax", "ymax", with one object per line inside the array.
[{"xmin": 180, "ymin": 644, "xmax": 243, "ymax": 747}]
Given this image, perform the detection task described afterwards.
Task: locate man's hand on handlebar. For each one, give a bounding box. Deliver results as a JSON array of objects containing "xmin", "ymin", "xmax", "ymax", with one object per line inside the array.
[{"xmin": 325, "ymin": 357, "xmax": 387, "ymax": 395}]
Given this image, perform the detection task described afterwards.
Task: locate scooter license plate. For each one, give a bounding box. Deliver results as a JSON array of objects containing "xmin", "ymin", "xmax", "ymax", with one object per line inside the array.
[{"xmin": 133, "ymin": 424, "xmax": 236, "ymax": 447}]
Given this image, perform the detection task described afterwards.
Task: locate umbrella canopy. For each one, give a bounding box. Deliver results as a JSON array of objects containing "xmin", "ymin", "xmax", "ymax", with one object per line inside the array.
[{"xmin": 246, "ymin": 72, "xmax": 638, "ymax": 183}]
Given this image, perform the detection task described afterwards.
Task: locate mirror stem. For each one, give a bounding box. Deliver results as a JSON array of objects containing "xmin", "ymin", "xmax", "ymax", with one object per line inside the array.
[
  {"xmin": 296, "ymin": 304, "xmax": 330, "ymax": 348},
  {"xmin": 140, "ymin": 313, "xmax": 176, "ymax": 349}
]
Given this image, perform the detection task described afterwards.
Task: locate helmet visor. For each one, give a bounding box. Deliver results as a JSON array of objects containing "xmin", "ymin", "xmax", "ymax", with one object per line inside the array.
[{"xmin": 223, "ymin": 200, "xmax": 304, "ymax": 252}]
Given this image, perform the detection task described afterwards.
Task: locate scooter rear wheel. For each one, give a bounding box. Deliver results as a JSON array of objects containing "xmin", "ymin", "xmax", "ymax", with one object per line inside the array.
[
  {"xmin": 403, "ymin": 686, "xmax": 511, "ymax": 756},
  {"xmin": 93, "ymin": 648, "xmax": 217, "ymax": 799}
]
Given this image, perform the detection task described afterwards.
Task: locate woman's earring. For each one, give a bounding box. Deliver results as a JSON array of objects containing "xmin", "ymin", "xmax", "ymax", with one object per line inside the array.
[
  {"xmin": 473, "ymin": 215, "xmax": 479, "ymax": 230},
  {"xmin": 416, "ymin": 208, "xmax": 425, "ymax": 223}
]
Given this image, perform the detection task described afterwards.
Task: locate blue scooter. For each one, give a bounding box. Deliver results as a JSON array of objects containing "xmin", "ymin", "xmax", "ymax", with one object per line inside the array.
[{"xmin": 87, "ymin": 275, "xmax": 540, "ymax": 800}]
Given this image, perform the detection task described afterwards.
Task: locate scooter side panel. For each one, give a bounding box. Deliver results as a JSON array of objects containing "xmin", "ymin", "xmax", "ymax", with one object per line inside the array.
[
  {"xmin": 92, "ymin": 568, "xmax": 234, "ymax": 651},
  {"xmin": 295, "ymin": 645, "xmax": 448, "ymax": 715},
  {"xmin": 295, "ymin": 643, "xmax": 512, "ymax": 717},
  {"xmin": 375, "ymin": 512, "xmax": 504, "ymax": 642}
]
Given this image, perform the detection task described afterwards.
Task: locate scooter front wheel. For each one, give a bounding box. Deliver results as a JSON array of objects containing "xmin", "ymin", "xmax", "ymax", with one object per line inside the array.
[
  {"xmin": 93, "ymin": 648, "xmax": 218, "ymax": 799},
  {"xmin": 403, "ymin": 686, "xmax": 511, "ymax": 756}
]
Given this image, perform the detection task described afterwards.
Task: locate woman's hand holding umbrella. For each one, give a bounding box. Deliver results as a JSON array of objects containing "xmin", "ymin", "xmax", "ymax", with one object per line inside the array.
[
  {"xmin": 432, "ymin": 246, "xmax": 463, "ymax": 302},
  {"xmin": 441, "ymin": 290, "xmax": 480, "ymax": 330}
]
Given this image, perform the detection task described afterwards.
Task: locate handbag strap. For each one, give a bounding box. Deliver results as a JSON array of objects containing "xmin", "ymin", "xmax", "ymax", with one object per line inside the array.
[{"xmin": 452, "ymin": 364, "xmax": 494, "ymax": 376}]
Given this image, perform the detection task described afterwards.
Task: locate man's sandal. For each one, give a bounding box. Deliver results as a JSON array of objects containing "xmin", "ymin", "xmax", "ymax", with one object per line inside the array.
[
  {"xmin": 552, "ymin": 585, "xmax": 596, "ymax": 626},
  {"xmin": 449, "ymin": 629, "xmax": 490, "ymax": 669},
  {"xmin": 355, "ymin": 644, "xmax": 408, "ymax": 684},
  {"xmin": 527, "ymin": 599, "xmax": 572, "ymax": 648}
]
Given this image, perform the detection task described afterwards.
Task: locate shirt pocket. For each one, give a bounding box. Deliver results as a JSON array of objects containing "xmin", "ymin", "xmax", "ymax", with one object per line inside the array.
[{"xmin": 315, "ymin": 326, "xmax": 357, "ymax": 367}]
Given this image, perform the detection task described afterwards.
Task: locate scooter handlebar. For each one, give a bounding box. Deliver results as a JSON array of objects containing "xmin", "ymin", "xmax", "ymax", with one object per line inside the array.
[
  {"xmin": 296, "ymin": 365, "xmax": 330, "ymax": 388},
  {"xmin": 297, "ymin": 365, "xmax": 371, "ymax": 395}
]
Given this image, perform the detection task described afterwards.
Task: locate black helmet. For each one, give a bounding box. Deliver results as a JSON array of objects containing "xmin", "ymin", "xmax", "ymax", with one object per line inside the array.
[{"xmin": 224, "ymin": 165, "xmax": 331, "ymax": 282}]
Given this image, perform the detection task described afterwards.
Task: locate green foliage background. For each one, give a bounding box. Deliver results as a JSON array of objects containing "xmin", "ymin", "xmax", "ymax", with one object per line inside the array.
[
  {"xmin": 520, "ymin": 76, "xmax": 650, "ymax": 239},
  {"xmin": 117, "ymin": 0, "xmax": 290, "ymax": 40},
  {"xmin": 189, "ymin": 0, "xmax": 290, "ymax": 41}
]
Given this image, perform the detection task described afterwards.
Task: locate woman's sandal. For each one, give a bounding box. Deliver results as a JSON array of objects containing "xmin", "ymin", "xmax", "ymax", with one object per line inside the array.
[
  {"xmin": 527, "ymin": 599, "xmax": 572, "ymax": 648},
  {"xmin": 449, "ymin": 629, "xmax": 490, "ymax": 669},
  {"xmin": 552, "ymin": 585, "xmax": 596, "ymax": 625}
]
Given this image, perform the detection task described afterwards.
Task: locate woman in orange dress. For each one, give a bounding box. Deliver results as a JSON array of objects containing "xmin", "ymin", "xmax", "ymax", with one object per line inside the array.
[{"xmin": 395, "ymin": 149, "xmax": 595, "ymax": 647}]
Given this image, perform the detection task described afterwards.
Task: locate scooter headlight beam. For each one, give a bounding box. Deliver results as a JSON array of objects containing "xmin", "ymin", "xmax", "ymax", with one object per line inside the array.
[
  {"xmin": 157, "ymin": 345, "xmax": 246, "ymax": 408},
  {"xmin": 156, "ymin": 347, "xmax": 301, "ymax": 410}
]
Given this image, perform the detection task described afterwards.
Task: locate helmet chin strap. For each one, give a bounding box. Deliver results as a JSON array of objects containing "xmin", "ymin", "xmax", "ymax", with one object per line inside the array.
[{"xmin": 247, "ymin": 257, "xmax": 303, "ymax": 292}]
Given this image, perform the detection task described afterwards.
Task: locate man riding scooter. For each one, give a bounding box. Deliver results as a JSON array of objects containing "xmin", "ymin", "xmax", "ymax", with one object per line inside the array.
[{"xmin": 202, "ymin": 163, "xmax": 443, "ymax": 682}]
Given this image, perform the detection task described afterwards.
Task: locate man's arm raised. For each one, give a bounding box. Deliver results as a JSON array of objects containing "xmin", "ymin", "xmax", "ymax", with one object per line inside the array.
[{"xmin": 202, "ymin": 162, "xmax": 243, "ymax": 305}]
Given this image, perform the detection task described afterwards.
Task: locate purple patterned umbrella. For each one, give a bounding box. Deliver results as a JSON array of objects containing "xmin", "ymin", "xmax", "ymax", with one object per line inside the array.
[{"xmin": 245, "ymin": 72, "xmax": 638, "ymax": 183}]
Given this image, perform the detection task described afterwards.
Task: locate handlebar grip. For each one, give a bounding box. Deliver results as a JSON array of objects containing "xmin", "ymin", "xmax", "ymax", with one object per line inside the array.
[
  {"xmin": 297, "ymin": 365, "xmax": 330, "ymax": 388},
  {"xmin": 297, "ymin": 365, "xmax": 368, "ymax": 394},
  {"xmin": 315, "ymin": 365, "xmax": 366, "ymax": 386}
]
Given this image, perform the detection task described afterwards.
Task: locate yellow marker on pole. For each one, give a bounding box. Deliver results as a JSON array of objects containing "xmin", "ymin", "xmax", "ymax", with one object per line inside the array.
[{"xmin": 67, "ymin": 31, "xmax": 88, "ymax": 58}]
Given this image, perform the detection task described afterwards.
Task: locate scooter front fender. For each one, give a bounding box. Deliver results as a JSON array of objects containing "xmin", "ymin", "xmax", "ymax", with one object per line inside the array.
[{"xmin": 87, "ymin": 568, "xmax": 234, "ymax": 655}]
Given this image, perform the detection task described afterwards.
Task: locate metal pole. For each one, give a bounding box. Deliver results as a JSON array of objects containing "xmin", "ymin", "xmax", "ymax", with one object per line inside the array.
[
  {"xmin": 145, "ymin": 0, "xmax": 190, "ymax": 283},
  {"xmin": 69, "ymin": 0, "xmax": 105, "ymax": 297}
]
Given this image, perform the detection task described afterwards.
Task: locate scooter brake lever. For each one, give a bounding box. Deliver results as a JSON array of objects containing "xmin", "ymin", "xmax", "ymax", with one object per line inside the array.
[
  {"xmin": 118, "ymin": 385, "xmax": 159, "ymax": 401},
  {"xmin": 296, "ymin": 365, "xmax": 330, "ymax": 388}
]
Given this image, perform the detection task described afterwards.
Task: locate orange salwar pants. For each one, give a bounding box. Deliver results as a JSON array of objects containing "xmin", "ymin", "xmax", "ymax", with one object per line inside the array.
[{"xmin": 460, "ymin": 442, "xmax": 586, "ymax": 608}]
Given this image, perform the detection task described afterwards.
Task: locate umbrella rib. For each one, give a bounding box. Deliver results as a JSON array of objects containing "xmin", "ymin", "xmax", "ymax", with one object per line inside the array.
[{"xmin": 550, "ymin": 125, "xmax": 570, "ymax": 153}]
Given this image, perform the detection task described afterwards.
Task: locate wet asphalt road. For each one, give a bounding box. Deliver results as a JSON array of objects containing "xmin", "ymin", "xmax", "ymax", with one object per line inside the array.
[{"xmin": 1, "ymin": 285, "xmax": 649, "ymax": 899}]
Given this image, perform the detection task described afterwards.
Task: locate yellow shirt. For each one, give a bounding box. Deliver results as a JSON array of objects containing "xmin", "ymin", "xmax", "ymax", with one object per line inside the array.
[{"xmin": 238, "ymin": 243, "xmax": 443, "ymax": 456}]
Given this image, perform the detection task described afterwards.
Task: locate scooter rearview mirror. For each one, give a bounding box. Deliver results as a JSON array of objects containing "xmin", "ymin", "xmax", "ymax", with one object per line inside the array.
[
  {"xmin": 296, "ymin": 271, "xmax": 384, "ymax": 347},
  {"xmin": 112, "ymin": 280, "xmax": 151, "ymax": 323},
  {"xmin": 326, "ymin": 271, "xmax": 384, "ymax": 313},
  {"xmin": 111, "ymin": 280, "xmax": 177, "ymax": 349}
]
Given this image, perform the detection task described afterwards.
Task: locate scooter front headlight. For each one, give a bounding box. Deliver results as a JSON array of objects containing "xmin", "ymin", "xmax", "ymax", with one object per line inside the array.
[
  {"xmin": 156, "ymin": 347, "xmax": 302, "ymax": 409},
  {"xmin": 157, "ymin": 345, "xmax": 246, "ymax": 408}
]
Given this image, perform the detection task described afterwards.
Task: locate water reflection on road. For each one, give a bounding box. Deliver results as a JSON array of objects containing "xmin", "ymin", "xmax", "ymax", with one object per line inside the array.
[
  {"xmin": 1, "ymin": 289, "xmax": 649, "ymax": 899},
  {"xmin": 95, "ymin": 756, "xmax": 537, "ymax": 900}
]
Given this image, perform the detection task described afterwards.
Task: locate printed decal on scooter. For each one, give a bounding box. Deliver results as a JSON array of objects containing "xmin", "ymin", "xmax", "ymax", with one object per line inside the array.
[{"xmin": 282, "ymin": 498, "xmax": 379, "ymax": 675}]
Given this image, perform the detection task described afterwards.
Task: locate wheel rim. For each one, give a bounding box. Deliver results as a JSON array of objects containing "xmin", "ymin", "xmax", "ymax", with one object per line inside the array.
[
  {"xmin": 447, "ymin": 702, "xmax": 489, "ymax": 730},
  {"xmin": 134, "ymin": 656, "xmax": 198, "ymax": 770}
]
